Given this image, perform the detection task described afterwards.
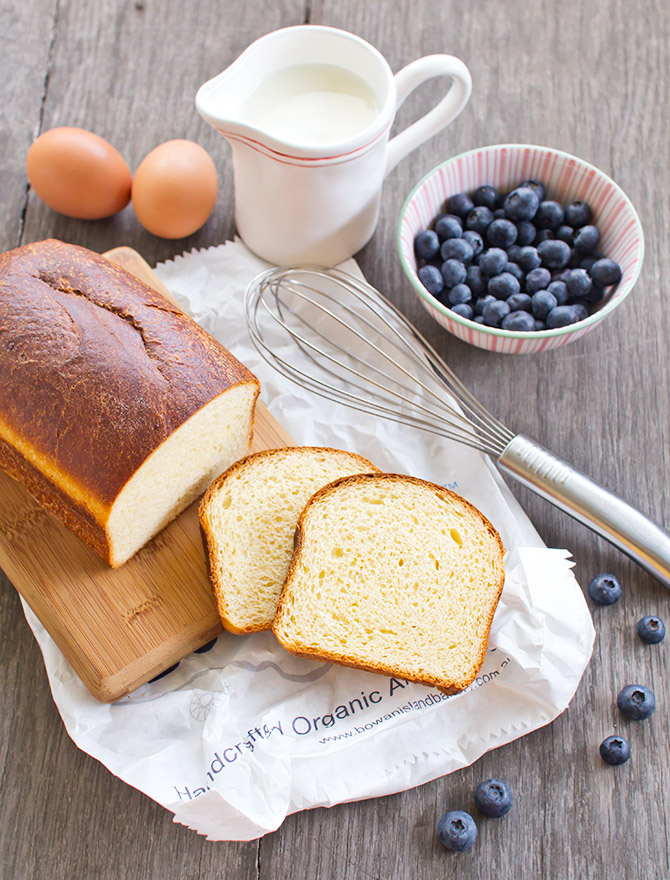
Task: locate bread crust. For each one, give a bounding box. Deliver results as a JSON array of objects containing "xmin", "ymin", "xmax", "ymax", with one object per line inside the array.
[
  {"xmin": 0, "ymin": 434, "xmax": 111, "ymax": 562},
  {"xmin": 0, "ymin": 239, "xmax": 260, "ymax": 563},
  {"xmin": 273, "ymin": 472, "xmax": 505, "ymax": 693},
  {"xmin": 199, "ymin": 446, "xmax": 380, "ymax": 634}
]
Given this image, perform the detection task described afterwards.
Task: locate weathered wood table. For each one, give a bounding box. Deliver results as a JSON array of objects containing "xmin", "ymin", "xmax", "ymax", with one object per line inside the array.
[{"xmin": 1, "ymin": 1, "xmax": 668, "ymax": 877}]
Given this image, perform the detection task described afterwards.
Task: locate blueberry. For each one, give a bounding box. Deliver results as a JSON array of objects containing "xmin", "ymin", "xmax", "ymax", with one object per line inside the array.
[
  {"xmin": 518, "ymin": 246, "xmax": 541, "ymax": 272},
  {"xmin": 546, "ymin": 305, "xmax": 580, "ymax": 328},
  {"xmin": 580, "ymin": 253, "xmax": 602, "ymax": 273},
  {"xmin": 600, "ymin": 735, "xmax": 631, "ymax": 766},
  {"xmin": 534, "ymin": 319, "xmax": 546, "ymax": 331},
  {"xmin": 555, "ymin": 225, "xmax": 575, "ymax": 246},
  {"xmin": 451, "ymin": 302, "xmax": 474, "ymax": 320},
  {"xmin": 486, "ymin": 218, "xmax": 518, "ymax": 249},
  {"xmin": 437, "ymin": 810, "xmax": 477, "ymax": 852},
  {"xmin": 502, "ymin": 310, "xmax": 535, "ymax": 331},
  {"xmin": 465, "ymin": 264, "xmax": 487, "ymax": 297},
  {"xmin": 462, "ymin": 230, "xmax": 484, "ymax": 257},
  {"xmin": 636, "ymin": 615, "xmax": 666, "ymax": 644},
  {"xmin": 488, "ymin": 272, "xmax": 521, "ymax": 299},
  {"xmin": 441, "ymin": 258, "xmax": 467, "ymax": 288},
  {"xmin": 447, "ymin": 283, "xmax": 472, "ymax": 306},
  {"xmin": 418, "ymin": 264, "xmax": 444, "ymax": 297},
  {"xmin": 566, "ymin": 268, "xmax": 592, "ymax": 298},
  {"xmin": 567, "ymin": 247, "xmax": 582, "ymax": 268},
  {"xmin": 537, "ymin": 238, "xmax": 571, "ymax": 270},
  {"xmin": 533, "ymin": 229, "xmax": 554, "ymax": 246},
  {"xmin": 483, "ymin": 299, "xmax": 511, "ymax": 327},
  {"xmin": 526, "ymin": 267, "xmax": 552, "ymax": 294},
  {"xmin": 515, "ymin": 220, "xmax": 537, "ymax": 247},
  {"xmin": 474, "ymin": 294, "xmax": 497, "ymax": 315},
  {"xmin": 474, "ymin": 315, "xmax": 486, "ymax": 324},
  {"xmin": 504, "ymin": 186, "xmax": 540, "ymax": 221},
  {"xmin": 587, "ymin": 286, "xmax": 607, "ymax": 307},
  {"xmin": 479, "ymin": 248, "xmax": 508, "ymax": 277},
  {"xmin": 617, "ymin": 684, "xmax": 656, "ymax": 720},
  {"xmin": 506, "ymin": 244, "xmax": 522, "ymax": 263},
  {"xmin": 466, "ymin": 206, "xmax": 494, "ymax": 235},
  {"xmin": 472, "ymin": 184, "xmax": 498, "ymax": 209},
  {"xmin": 492, "ymin": 208, "xmax": 506, "ymax": 219},
  {"xmin": 519, "ymin": 179, "xmax": 546, "ymax": 201},
  {"xmin": 488, "ymin": 272, "xmax": 520, "ymax": 299},
  {"xmin": 441, "ymin": 237, "xmax": 475, "ymax": 263},
  {"xmin": 505, "ymin": 262, "xmax": 524, "ymax": 282},
  {"xmin": 588, "ymin": 572, "xmax": 622, "ymax": 605},
  {"xmin": 531, "ymin": 290, "xmax": 558, "ymax": 320},
  {"xmin": 535, "ymin": 200, "xmax": 565, "ymax": 229},
  {"xmin": 564, "ymin": 200, "xmax": 592, "ymax": 228},
  {"xmin": 474, "ymin": 779, "xmax": 513, "ymax": 817},
  {"xmin": 547, "ymin": 280, "xmax": 569, "ymax": 305},
  {"xmin": 507, "ymin": 292, "xmax": 532, "ymax": 312},
  {"xmin": 589, "ymin": 258, "xmax": 622, "ymax": 287},
  {"xmin": 573, "ymin": 224, "xmax": 601, "ymax": 254},
  {"xmin": 435, "ymin": 214, "xmax": 464, "ymax": 241},
  {"xmin": 448, "ymin": 192, "xmax": 475, "ymax": 219},
  {"xmin": 570, "ymin": 302, "xmax": 589, "ymax": 321},
  {"xmin": 415, "ymin": 230, "xmax": 440, "ymax": 261}
]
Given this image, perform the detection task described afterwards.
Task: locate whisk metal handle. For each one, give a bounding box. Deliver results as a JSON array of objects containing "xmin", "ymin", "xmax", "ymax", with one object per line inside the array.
[{"xmin": 498, "ymin": 434, "xmax": 670, "ymax": 590}]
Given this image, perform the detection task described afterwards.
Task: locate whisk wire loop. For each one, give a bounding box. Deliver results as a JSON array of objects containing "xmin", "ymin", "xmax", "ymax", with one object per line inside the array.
[{"xmin": 245, "ymin": 266, "xmax": 514, "ymax": 457}]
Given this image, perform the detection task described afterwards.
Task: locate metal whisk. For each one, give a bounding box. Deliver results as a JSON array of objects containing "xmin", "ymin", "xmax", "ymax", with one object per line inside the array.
[{"xmin": 245, "ymin": 265, "xmax": 670, "ymax": 590}]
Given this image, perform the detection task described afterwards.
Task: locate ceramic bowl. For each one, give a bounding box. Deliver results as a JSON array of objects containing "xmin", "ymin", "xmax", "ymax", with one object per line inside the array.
[{"xmin": 397, "ymin": 144, "xmax": 644, "ymax": 354}]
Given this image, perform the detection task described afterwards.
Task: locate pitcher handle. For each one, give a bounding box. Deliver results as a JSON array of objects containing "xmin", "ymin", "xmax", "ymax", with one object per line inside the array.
[{"xmin": 385, "ymin": 55, "xmax": 472, "ymax": 177}]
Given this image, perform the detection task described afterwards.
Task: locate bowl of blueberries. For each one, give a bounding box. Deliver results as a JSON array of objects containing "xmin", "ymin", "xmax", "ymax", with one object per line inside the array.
[{"xmin": 397, "ymin": 144, "xmax": 644, "ymax": 353}]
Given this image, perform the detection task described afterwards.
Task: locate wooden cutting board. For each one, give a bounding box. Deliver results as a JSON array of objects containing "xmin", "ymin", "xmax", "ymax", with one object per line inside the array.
[{"xmin": 0, "ymin": 247, "xmax": 294, "ymax": 702}]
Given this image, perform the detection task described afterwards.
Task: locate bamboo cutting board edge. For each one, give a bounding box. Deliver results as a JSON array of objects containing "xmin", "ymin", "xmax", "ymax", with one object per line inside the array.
[{"xmin": 0, "ymin": 246, "xmax": 295, "ymax": 702}]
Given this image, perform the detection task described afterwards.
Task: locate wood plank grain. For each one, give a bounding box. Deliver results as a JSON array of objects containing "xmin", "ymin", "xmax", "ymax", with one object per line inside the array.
[{"xmin": 0, "ymin": 0, "xmax": 58, "ymax": 252}]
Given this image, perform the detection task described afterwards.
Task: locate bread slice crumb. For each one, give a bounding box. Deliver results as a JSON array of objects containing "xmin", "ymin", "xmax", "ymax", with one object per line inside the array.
[
  {"xmin": 273, "ymin": 473, "xmax": 505, "ymax": 693},
  {"xmin": 199, "ymin": 447, "xmax": 379, "ymax": 633}
]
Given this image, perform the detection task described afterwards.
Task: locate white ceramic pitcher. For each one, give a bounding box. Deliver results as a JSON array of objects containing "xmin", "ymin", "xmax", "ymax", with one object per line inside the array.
[{"xmin": 196, "ymin": 26, "xmax": 472, "ymax": 265}]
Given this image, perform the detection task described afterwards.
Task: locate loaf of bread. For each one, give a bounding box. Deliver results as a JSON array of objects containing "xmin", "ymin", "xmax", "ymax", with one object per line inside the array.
[
  {"xmin": 273, "ymin": 473, "xmax": 505, "ymax": 693},
  {"xmin": 199, "ymin": 446, "xmax": 380, "ymax": 633},
  {"xmin": 0, "ymin": 239, "xmax": 260, "ymax": 566}
]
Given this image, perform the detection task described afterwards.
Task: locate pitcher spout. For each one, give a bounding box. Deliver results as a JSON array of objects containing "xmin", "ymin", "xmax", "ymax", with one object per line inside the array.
[{"xmin": 195, "ymin": 47, "xmax": 264, "ymax": 143}]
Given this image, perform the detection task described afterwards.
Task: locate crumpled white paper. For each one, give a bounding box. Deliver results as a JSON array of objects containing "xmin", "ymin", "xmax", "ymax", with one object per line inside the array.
[{"xmin": 22, "ymin": 239, "xmax": 595, "ymax": 841}]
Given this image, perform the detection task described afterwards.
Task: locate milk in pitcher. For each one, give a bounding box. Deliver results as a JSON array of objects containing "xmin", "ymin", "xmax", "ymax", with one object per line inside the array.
[{"xmin": 240, "ymin": 63, "xmax": 381, "ymax": 147}]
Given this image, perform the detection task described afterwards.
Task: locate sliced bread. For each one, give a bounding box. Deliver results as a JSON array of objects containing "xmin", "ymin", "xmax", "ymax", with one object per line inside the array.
[
  {"xmin": 272, "ymin": 473, "xmax": 505, "ymax": 693},
  {"xmin": 199, "ymin": 446, "xmax": 380, "ymax": 634}
]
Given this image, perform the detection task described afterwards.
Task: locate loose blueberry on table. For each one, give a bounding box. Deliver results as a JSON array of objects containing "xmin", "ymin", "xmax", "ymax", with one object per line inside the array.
[
  {"xmin": 413, "ymin": 183, "xmax": 623, "ymax": 332},
  {"xmin": 600, "ymin": 735, "xmax": 631, "ymax": 765},
  {"xmin": 474, "ymin": 778, "xmax": 513, "ymax": 817},
  {"xmin": 617, "ymin": 684, "xmax": 656, "ymax": 720},
  {"xmin": 587, "ymin": 572, "xmax": 623, "ymax": 605},
  {"xmin": 636, "ymin": 615, "xmax": 666, "ymax": 644},
  {"xmin": 437, "ymin": 810, "xmax": 478, "ymax": 852}
]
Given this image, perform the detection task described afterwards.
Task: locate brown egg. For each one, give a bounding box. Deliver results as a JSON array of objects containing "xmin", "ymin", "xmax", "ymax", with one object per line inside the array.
[
  {"xmin": 131, "ymin": 140, "xmax": 218, "ymax": 239},
  {"xmin": 26, "ymin": 127, "xmax": 132, "ymax": 219}
]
